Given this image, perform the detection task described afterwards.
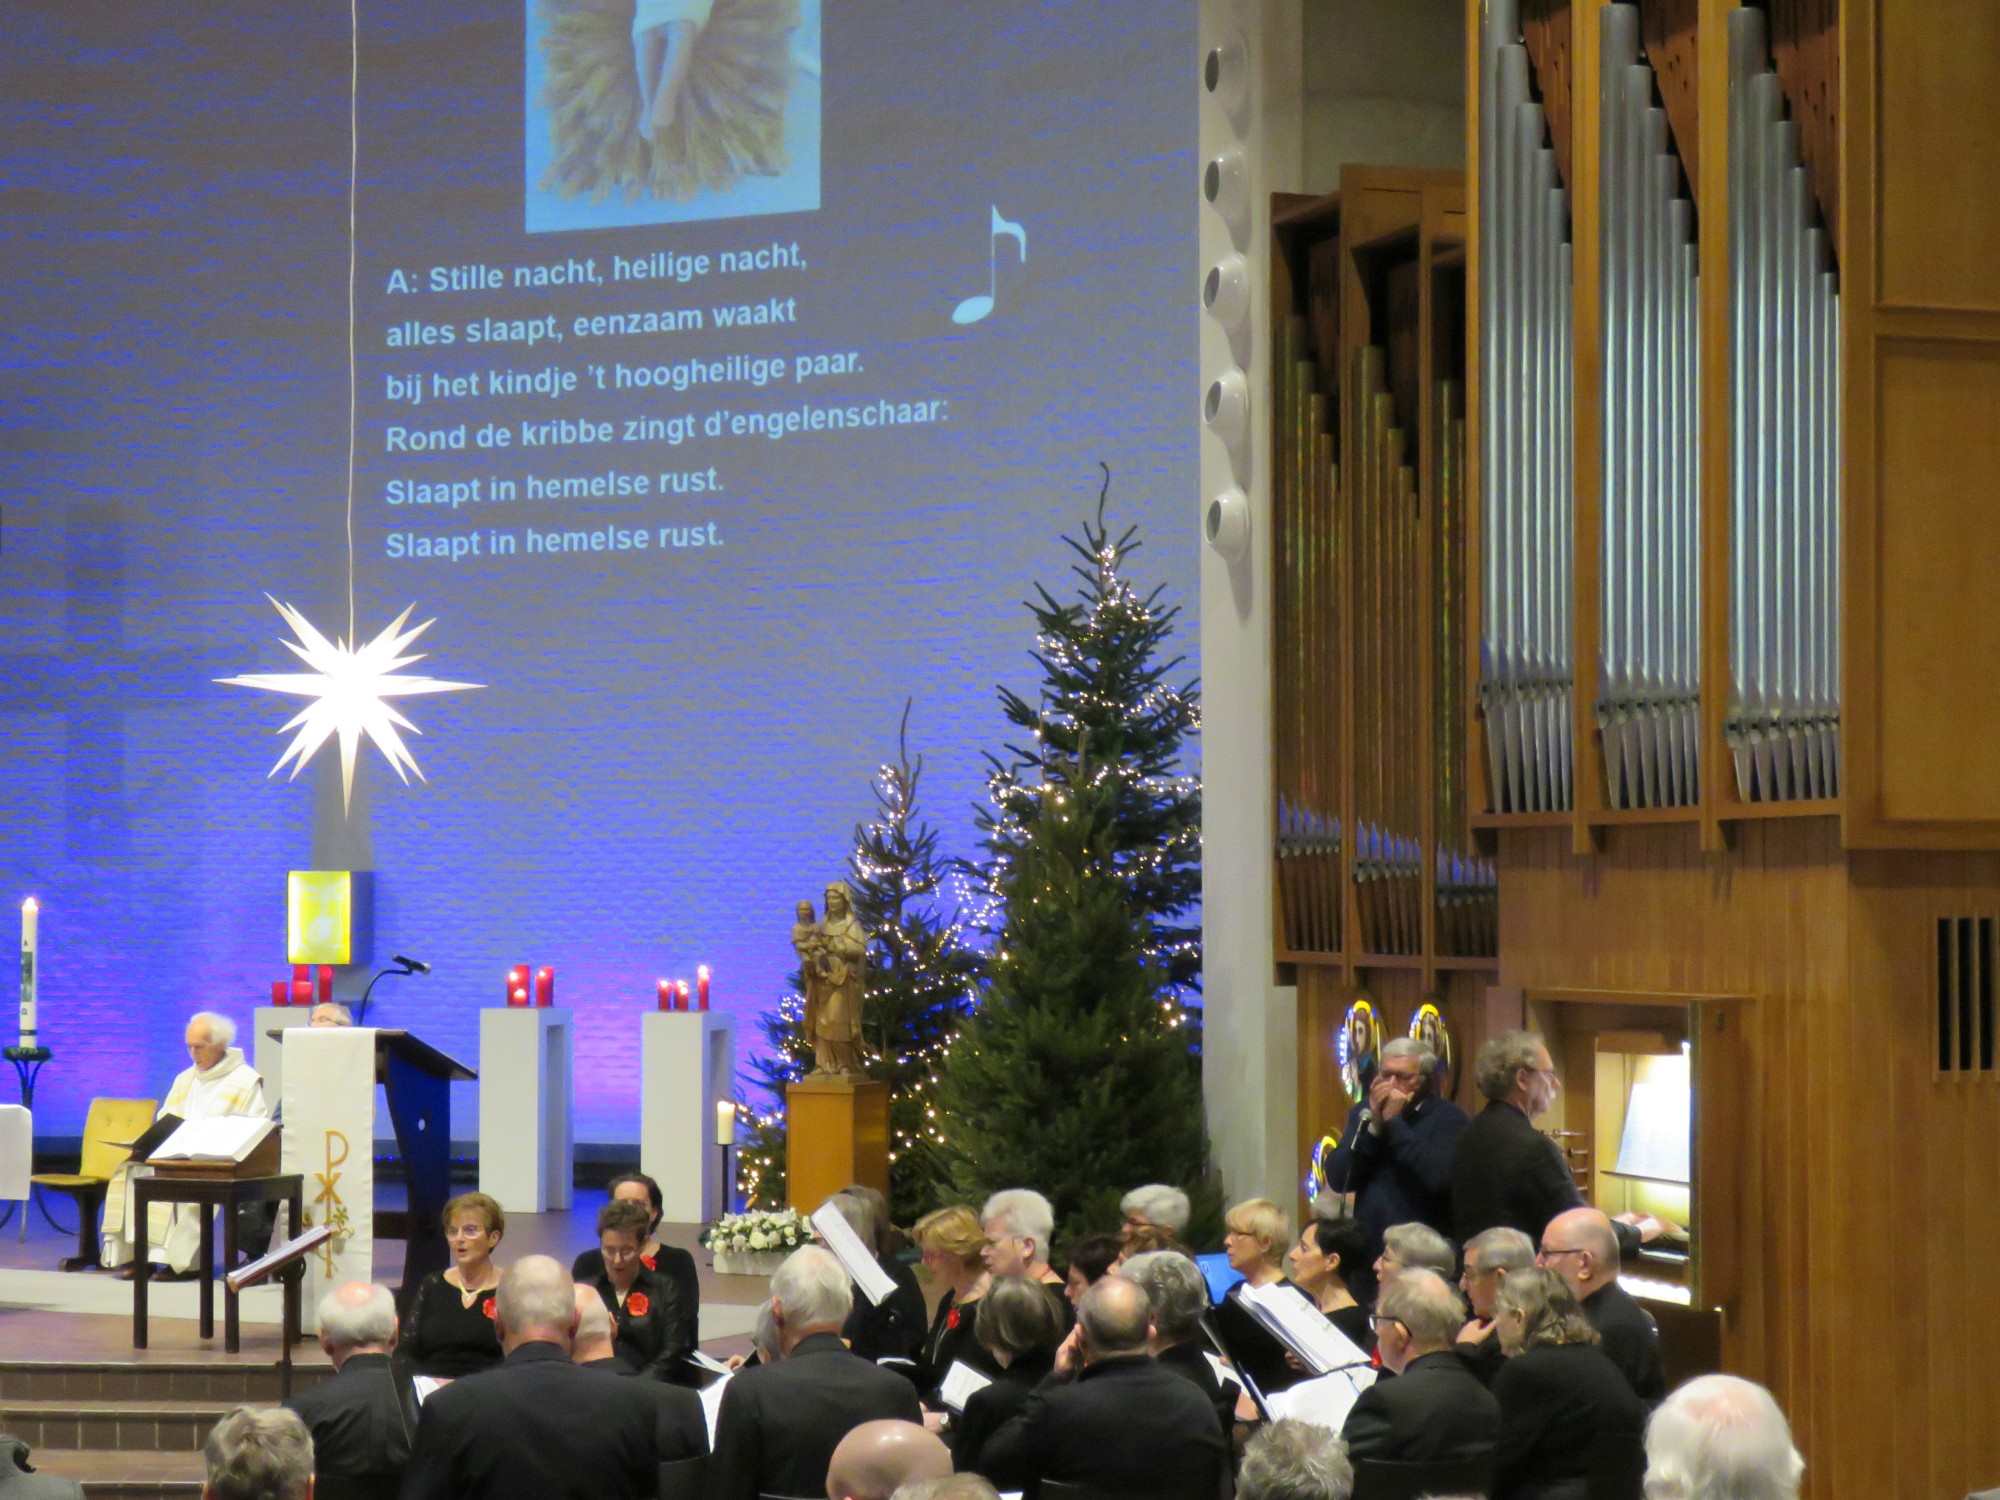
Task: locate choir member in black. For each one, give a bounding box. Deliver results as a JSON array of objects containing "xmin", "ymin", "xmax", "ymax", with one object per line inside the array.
[
  {"xmin": 570, "ymin": 1170, "xmax": 701, "ymax": 1356},
  {"xmin": 400, "ymin": 1191, "xmax": 506, "ymax": 1378},
  {"xmin": 1488, "ymin": 1267, "xmax": 1647, "ymax": 1500},
  {"xmin": 1208, "ymin": 1197, "xmax": 1307, "ymax": 1397},
  {"xmin": 1119, "ymin": 1250, "xmax": 1237, "ymax": 1441},
  {"xmin": 1284, "ymin": 1214, "xmax": 1376, "ymax": 1356},
  {"xmin": 1456, "ymin": 1226, "xmax": 1537, "ymax": 1385},
  {"xmin": 584, "ymin": 1197, "xmax": 690, "ymax": 1379},
  {"xmin": 914, "ymin": 1205, "xmax": 996, "ymax": 1403},
  {"xmin": 830, "ymin": 1190, "xmax": 928, "ymax": 1363},
  {"xmin": 951, "ymin": 1275, "xmax": 1069, "ymax": 1477},
  {"xmin": 1060, "ymin": 1234, "xmax": 1121, "ymax": 1309}
]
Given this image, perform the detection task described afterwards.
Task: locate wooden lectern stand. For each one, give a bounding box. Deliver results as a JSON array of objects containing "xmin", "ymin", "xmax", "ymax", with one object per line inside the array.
[
  {"xmin": 369, "ymin": 1031, "xmax": 476, "ymax": 1297},
  {"xmin": 785, "ymin": 1078, "xmax": 889, "ymax": 1211}
]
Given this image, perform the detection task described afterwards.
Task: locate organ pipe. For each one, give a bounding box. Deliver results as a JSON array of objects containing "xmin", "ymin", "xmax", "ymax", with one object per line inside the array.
[
  {"xmin": 1479, "ymin": 0, "xmax": 1575, "ymax": 814},
  {"xmin": 1728, "ymin": 7, "xmax": 1840, "ymax": 802},
  {"xmin": 1598, "ymin": 5, "xmax": 1701, "ymax": 809}
]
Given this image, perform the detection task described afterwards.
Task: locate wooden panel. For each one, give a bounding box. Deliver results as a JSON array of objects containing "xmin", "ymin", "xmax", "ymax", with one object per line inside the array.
[
  {"xmin": 1767, "ymin": 0, "xmax": 1841, "ymax": 244},
  {"xmin": 1842, "ymin": 0, "xmax": 2000, "ymax": 848},
  {"xmin": 1873, "ymin": 343, "xmax": 2000, "ymax": 824},
  {"xmin": 1498, "ymin": 817, "xmax": 1843, "ymax": 1487},
  {"xmin": 1638, "ymin": 0, "xmax": 1700, "ymax": 200},
  {"xmin": 1875, "ymin": 0, "xmax": 2000, "ymax": 312},
  {"xmin": 1522, "ymin": 0, "xmax": 1576, "ymax": 187},
  {"xmin": 1841, "ymin": 851, "xmax": 2000, "ymax": 1496}
]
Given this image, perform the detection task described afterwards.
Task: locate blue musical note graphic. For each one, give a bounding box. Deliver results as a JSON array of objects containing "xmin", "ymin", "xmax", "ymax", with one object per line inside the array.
[{"xmin": 952, "ymin": 205, "xmax": 1028, "ymax": 325}]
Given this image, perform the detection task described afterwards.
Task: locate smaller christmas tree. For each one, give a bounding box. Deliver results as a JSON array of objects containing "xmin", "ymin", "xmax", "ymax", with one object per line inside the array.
[
  {"xmin": 736, "ymin": 704, "xmax": 978, "ymax": 1220},
  {"xmin": 936, "ymin": 743, "xmax": 1211, "ymax": 1239},
  {"xmin": 977, "ymin": 465, "xmax": 1202, "ymax": 1011}
]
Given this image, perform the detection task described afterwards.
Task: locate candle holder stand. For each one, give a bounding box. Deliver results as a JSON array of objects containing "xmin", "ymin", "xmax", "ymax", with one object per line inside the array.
[{"xmin": 2, "ymin": 1047, "xmax": 58, "ymax": 1237}]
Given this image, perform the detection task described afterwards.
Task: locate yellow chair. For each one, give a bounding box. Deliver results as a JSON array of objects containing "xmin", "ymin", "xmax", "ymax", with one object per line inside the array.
[{"xmin": 30, "ymin": 1096, "xmax": 158, "ymax": 1270}]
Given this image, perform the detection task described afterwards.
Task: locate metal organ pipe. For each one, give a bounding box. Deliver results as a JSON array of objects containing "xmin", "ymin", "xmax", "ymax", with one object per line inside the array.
[
  {"xmin": 1596, "ymin": 6, "xmax": 1700, "ymax": 810},
  {"xmin": 1727, "ymin": 7, "xmax": 1840, "ymax": 801},
  {"xmin": 1478, "ymin": 0, "xmax": 1575, "ymax": 813}
]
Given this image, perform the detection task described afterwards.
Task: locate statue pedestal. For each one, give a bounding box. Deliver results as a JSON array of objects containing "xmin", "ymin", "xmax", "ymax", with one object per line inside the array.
[{"xmin": 784, "ymin": 1078, "xmax": 889, "ymax": 1212}]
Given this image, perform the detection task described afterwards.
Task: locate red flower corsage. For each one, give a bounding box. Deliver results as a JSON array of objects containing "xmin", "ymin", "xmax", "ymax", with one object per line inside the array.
[
  {"xmin": 641, "ymin": 1254, "xmax": 657, "ymax": 1271},
  {"xmin": 945, "ymin": 1307, "xmax": 960, "ymax": 1331},
  {"xmin": 626, "ymin": 1291, "xmax": 651, "ymax": 1317},
  {"xmin": 481, "ymin": 1298, "xmax": 497, "ymax": 1320}
]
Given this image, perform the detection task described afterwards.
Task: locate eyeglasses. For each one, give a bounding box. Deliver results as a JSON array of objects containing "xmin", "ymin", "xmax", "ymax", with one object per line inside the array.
[
  {"xmin": 1538, "ymin": 1245, "xmax": 1587, "ymax": 1260},
  {"xmin": 1370, "ymin": 1316, "xmax": 1406, "ymax": 1334}
]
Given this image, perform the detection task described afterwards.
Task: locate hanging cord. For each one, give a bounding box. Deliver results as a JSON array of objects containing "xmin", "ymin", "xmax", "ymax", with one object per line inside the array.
[{"xmin": 344, "ymin": 0, "xmax": 359, "ymax": 644}]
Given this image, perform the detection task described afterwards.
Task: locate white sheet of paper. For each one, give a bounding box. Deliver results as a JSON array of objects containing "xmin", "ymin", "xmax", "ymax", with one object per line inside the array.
[
  {"xmin": 1238, "ymin": 1281, "xmax": 1370, "ymax": 1375},
  {"xmin": 1203, "ymin": 1350, "xmax": 1243, "ymax": 1390},
  {"xmin": 938, "ymin": 1359, "xmax": 994, "ymax": 1412},
  {"xmin": 687, "ymin": 1348, "xmax": 732, "ymax": 1375},
  {"xmin": 810, "ymin": 1200, "xmax": 898, "ymax": 1306},
  {"xmin": 411, "ymin": 1375, "xmax": 445, "ymax": 1406},
  {"xmin": 1264, "ymin": 1368, "xmax": 1376, "ymax": 1432},
  {"xmin": 699, "ymin": 1370, "xmax": 732, "ymax": 1446}
]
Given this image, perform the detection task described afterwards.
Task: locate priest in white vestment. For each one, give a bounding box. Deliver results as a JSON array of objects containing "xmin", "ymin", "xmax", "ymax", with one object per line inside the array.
[{"xmin": 101, "ymin": 1011, "xmax": 271, "ymax": 1273}]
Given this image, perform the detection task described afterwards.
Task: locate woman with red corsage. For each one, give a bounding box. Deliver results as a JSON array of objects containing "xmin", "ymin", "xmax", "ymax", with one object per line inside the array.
[
  {"xmin": 400, "ymin": 1191, "xmax": 507, "ymax": 1378},
  {"xmin": 585, "ymin": 1197, "xmax": 690, "ymax": 1379},
  {"xmin": 571, "ymin": 1170, "xmax": 702, "ymax": 1357},
  {"xmin": 913, "ymin": 1204, "xmax": 999, "ymax": 1408}
]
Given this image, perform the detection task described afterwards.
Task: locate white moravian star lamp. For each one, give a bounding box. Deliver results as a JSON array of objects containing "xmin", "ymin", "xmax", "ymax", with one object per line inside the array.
[
  {"xmin": 219, "ymin": 0, "xmax": 481, "ymax": 809},
  {"xmin": 220, "ymin": 597, "xmax": 480, "ymax": 810}
]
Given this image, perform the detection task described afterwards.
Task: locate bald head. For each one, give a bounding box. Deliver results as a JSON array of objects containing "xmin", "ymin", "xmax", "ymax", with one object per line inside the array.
[
  {"xmin": 1541, "ymin": 1207, "xmax": 1621, "ymax": 1299},
  {"xmin": 571, "ymin": 1284, "xmax": 615, "ymax": 1363},
  {"xmin": 1078, "ymin": 1274, "xmax": 1152, "ymax": 1362},
  {"xmin": 825, "ymin": 1420, "xmax": 952, "ymax": 1500},
  {"xmin": 495, "ymin": 1255, "xmax": 578, "ymax": 1351}
]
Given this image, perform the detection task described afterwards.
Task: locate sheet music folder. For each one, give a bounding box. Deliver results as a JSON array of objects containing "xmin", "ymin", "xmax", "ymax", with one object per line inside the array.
[{"xmin": 115, "ymin": 1114, "xmax": 183, "ymax": 1165}]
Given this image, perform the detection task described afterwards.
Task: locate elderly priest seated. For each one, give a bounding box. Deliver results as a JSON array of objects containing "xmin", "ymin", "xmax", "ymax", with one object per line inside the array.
[{"xmin": 100, "ymin": 1011, "xmax": 271, "ymax": 1276}]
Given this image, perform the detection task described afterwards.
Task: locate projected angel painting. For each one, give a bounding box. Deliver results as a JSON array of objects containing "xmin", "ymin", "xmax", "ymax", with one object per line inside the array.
[{"xmin": 525, "ymin": 0, "xmax": 821, "ymax": 231}]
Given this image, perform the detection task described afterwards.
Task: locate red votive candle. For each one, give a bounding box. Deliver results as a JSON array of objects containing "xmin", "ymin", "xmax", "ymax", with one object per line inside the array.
[
  {"xmin": 291, "ymin": 980, "xmax": 312, "ymax": 1006},
  {"xmin": 697, "ymin": 965, "xmax": 710, "ymax": 1011},
  {"xmin": 535, "ymin": 966, "xmax": 554, "ymax": 1007},
  {"xmin": 506, "ymin": 965, "xmax": 528, "ymax": 1004},
  {"xmin": 657, "ymin": 978, "xmax": 672, "ymax": 1011},
  {"xmin": 677, "ymin": 979, "xmax": 691, "ymax": 1012},
  {"xmin": 271, "ymin": 980, "xmax": 288, "ymax": 1007},
  {"xmin": 509, "ymin": 986, "xmax": 529, "ymax": 1008},
  {"xmin": 317, "ymin": 965, "xmax": 333, "ymax": 1004},
  {"xmin": 292, "ymin": 963, "xmax": 308, "ymax": 986}
]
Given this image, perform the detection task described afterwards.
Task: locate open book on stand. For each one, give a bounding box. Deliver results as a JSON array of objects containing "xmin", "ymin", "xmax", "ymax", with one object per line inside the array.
[{"xmin": 148, "ymin": 1117, "xmax": 279, "ymax": 1173}]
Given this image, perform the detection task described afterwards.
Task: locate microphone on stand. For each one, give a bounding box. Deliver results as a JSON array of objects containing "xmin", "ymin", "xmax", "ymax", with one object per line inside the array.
[{"xmin": 357, "ymin": 953, "xmax": 431, "ymax": 1024}]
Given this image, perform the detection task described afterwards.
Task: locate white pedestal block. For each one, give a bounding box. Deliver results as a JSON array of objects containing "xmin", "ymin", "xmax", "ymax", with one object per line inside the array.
[
  {"xmin": 253, "ymin": 1006, "xmax": 314, "ymax": 1104},
  {"xmin": 478, "ymin": 1008, "xmax": 574, "ymax": 1213},
  {"xmin": 0, "ymin": 1104, "xmax": 30, "ymax": 1241},
  {"xmin": 640, "ymin": 1010, "xmax": 735, "ymax": 1225}
]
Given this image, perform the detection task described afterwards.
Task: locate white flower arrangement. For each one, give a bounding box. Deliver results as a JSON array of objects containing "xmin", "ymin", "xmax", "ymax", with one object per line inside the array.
[{"xmin": 701, "ymin": 1207, "xmax": 810, "ymax": 1255}]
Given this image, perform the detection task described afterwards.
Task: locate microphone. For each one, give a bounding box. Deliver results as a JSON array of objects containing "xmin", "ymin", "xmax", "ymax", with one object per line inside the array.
[{"xmin": 393, "ymin": 954, "xmax": 431, "ymax": 974}]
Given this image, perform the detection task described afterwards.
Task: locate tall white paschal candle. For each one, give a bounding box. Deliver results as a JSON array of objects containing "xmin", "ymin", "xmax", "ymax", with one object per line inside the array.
[{"xmin": 19, "ymin": 898, "xmax": 38, "ymax": 1048}]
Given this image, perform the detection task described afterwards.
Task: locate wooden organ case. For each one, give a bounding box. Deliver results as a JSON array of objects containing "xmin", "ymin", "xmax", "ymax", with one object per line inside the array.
[{"xmin": 1273, "ymin": 2, "xmax": 2000, "ymax": 1494}]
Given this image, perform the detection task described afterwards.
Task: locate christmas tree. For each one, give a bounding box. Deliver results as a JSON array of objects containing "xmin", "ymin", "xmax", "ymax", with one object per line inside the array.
[
  {"xmin": 977, "ymin": 465, "xmax": 1203, "ymax": 1008},
  {"xmin": 736, "ymin": 704, "xmax": 979, "ymax": 1220},
  {"xmin": 935, "ymin": 744, "xmax": 1211, "ymax": 1238}
]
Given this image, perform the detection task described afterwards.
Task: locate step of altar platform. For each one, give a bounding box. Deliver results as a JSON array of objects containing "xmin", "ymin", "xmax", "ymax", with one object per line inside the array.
[
  {"xmin": 3, "ymin": 1398, "xmax": 240, "ymax": 1454},
  {"xmin": 0, "ymin": 1359, "xmax": 331, "ymax": 1406},
  {"xmin": 0, "ymin": 1360, "xmax": 334, "ymax": 1500},
  {"xmin": 23, "ymin": 1448, "xmax": 205, "ymax": 1500}
]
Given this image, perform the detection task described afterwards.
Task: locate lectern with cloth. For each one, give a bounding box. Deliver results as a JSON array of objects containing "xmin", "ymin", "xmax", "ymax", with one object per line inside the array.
[{"xmin": 272, "ymin": 1027, "xmax": 475, "ymax": 1312}]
